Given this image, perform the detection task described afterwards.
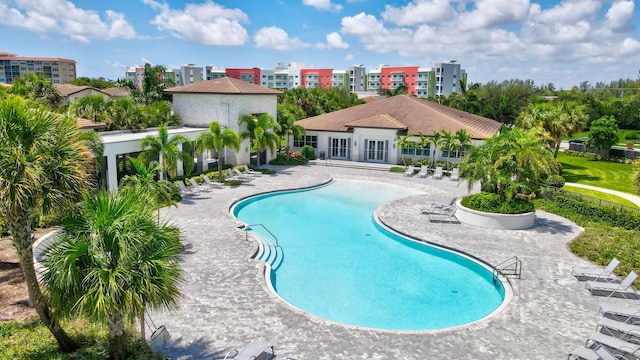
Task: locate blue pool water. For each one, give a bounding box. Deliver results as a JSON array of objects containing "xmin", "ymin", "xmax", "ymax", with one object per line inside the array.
[{"xmin": 232, "ymin": 180, "xmax": 505, "ymax": 330}]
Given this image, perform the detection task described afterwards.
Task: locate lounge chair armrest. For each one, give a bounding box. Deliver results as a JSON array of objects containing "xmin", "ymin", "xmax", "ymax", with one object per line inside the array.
[{"xmin": 223, "ymin": 349, "xmax": 238, "ymax": 359}]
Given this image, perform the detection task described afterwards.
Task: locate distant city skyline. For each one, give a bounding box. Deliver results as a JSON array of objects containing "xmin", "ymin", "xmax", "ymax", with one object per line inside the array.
[{"xmin": 1, "ymin": 0, "xmax": 639, "ymax": 90}]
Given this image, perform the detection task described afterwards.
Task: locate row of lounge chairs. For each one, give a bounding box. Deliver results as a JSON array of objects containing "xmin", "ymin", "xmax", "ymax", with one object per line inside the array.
[
  {"xmin": 176, "ymin": 166, "xmax": 263, "ymax": 196},
  {"xmin": 569, "ymin": 304, "xmax": 640, "ymax": 359},
  {"xmin": 569, "ymin": 259, "xmax": 640, "ymax": 359},
  {"xmin": 403, "ymin": 166, "xmax": 459, "ymax": 181},
  {"xmin": 572, "ymin": 258, "xmax": 639, "ymax": 299}
]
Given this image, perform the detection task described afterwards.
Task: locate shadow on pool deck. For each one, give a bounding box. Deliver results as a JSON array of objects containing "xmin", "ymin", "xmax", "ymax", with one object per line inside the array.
[{"xmin": 150, "ymin": 164, "xmax": 635, "ymax": 360}]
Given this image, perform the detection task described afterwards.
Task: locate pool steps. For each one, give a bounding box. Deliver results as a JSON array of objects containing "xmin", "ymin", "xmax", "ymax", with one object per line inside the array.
[{"xmin": 245, "ymin": 224, "xmax": 283, "ymax": 270}]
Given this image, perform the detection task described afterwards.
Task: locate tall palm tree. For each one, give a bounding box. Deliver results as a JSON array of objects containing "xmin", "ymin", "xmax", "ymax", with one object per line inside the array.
[
  {"xmin": 195, "ymin": 121, "xmax": 241, "ymax": 183},
  {"xmin": 8, "ymin": 73, "xmax": 61, "ymax": 109},
  {"xmin": 439, "ymin": 130, "xmax": 455, "ymax": 166},
  {"xmin": 41, "ymin": 189, "xmax": 183, "ymax": 360},
  {"xmin": 395, "ymin": 134, "xmax": 412, "ymax": 166},
  {"xmin": 70, "ymin": 94, "xmax": 109, "ymax": 123},
  {"xmin": 139, "ymin": 125, "xmax": 193, "ymax": 180},
  {"xmin": 429, "ymin": 131, "xmax": 443, "ymax": 165},
  {"xmin": 238, "ymin": 113, "xmax": 281, "ymax": 168},
  {"xmin": 278, "ymin": 115, "xmax": 306, "ymax": 160},
  {"xmin": 0, "ymin": 95, "xmax": 90, "ymax": 352},
  {"xmin": 453, "ymin": 129, "xmax": 473, "ymax": 161},
  {"xmin": 377, "ymin": 83, "xmax": 408, "ymax": 98},
  {"xmin": 121, "ymin": 158, "xmax": 174, "ymax": 216}
]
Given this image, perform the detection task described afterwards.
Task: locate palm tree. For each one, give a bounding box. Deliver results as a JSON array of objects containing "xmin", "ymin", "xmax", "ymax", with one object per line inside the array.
[
  {"xmin": 238, "ymin": 113, "xmax": 281, "ymax": 168},
  {"xmin": 70, "ymin": 94, "xmax": 109, "ymax": 123},
  {"xmin": 121, "ymin": 158, "xmax": 175, "ymax": 216},
  {"xmin": 195, "ymin": 122, "xmax": 241, "ymax": 183},
  {"xmin": 41, "ymin": 189, "xmax": 183, "ymax": 360},
  {"xmin": 0, "ymin": 95, "xmax": 90, "ymax": 352},
  {"xmin": 8, "ymin": 73, "xmax": 61, "ymax": 108},
  {"xmin": 377, "ymin": 83, "xmax": 408, "ymax": 98},
  {"xmin": 461, "ymin": 127, "xmax": 558, "ymax": 199},
  {"xmin": 439, "ymin": 130, "xmax": 455, "ymax": 166},
  {"xmin": 139, "ymin": 125, "xmax": 194, "ymax": 180},
  {"xmin": 395, "ymin": 134, "xmax": 412, "ymax": 166},
  {"xmin": 453, "ymin": 129, "xmax": 473, "ymax": 161},
  {"xmin": 277, "ymin": 103, "xmax": 306, "ymax": 159},
  {"xmin": 429, "ymin": 131, "xmax": 443, "ymax": 165}
]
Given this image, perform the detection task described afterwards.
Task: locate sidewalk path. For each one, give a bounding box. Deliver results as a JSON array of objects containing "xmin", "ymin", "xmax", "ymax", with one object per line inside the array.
[{"xmin": 564, "ymin": 182, "xmax": 640, "ymax": 207}]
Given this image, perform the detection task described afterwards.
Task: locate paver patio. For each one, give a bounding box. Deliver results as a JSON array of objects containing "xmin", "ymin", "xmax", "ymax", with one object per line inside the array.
[{"xmin": 149, "ymin": 162, "xmax": 637, "ymax": 359}]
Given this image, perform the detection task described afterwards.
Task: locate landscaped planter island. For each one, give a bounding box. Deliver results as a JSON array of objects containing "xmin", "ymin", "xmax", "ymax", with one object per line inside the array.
[{"xmin": 455, "ymin": 200, "xmax": 536, "ymax": 230}]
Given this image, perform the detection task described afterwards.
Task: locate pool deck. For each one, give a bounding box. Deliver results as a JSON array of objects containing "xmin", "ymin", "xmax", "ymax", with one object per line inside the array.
[{"xmin": 150, "ymin": 162, "xmax": 637, "ymax": 360}]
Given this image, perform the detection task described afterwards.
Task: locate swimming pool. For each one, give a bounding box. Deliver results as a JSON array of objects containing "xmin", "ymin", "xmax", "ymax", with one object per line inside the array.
[{"xmin": 232, "ymin": 179, "xmax": 507, "ymax": 331}]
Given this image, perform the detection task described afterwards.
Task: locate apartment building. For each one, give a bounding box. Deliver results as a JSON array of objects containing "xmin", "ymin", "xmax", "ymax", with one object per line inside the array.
[
  {"xmin": 0, "ymin": 52, "xmax": 76, "ymax": 84},
  {"xmin": 225, "ymin": 67, "xmax": 260, "ymax": 85},
  {"xmin": 179, "ymin": 64, "xmax": 203, "ymax": 86},
  {"xmin": 434, "ymin": 61, "xmax": 464, "ymax": 97},
  {"xmin": 205, "ymin": 65, "xmax": 226, "ymax": 80}
]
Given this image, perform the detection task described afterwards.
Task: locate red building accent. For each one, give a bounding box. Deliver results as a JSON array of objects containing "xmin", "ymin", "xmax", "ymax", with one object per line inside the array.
[
  {"xmin": 379, "ymin": 66, "xmax": 419, "ymax": 95},
  {"xmin": 225, "ymin": 68, "xmax": 261, "ymax": 84},
  {"xmin": 301, "ymin": 68, "xmax": 333, "ymax": 89}
]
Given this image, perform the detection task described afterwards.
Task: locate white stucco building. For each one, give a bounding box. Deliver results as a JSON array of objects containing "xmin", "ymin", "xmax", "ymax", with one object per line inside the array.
[{"xmin": 99, "ymin": 77, "xmax": 282, "ymax": 191}]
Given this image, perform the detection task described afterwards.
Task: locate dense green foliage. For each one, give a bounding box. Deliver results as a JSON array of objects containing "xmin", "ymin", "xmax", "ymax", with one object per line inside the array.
[
  {"xmin": 585, "ymin": 115, "xmax": 620, "ymax": 154},
  {"xmin": 68, "ymin": 77, "xmax": 116, "ymax": 89},
  {"xmin": 0, "ymin": 320, "xmax": 166, "ymax": 360},
  {"xmin": 301, "ymin": 145, "xmax": 316, "ymax": 159},
  {"xmin": 461, "ymin": 192, "xmax": 535, "ymax": 214},
  {"xmin": 546, "ymin": 175, "xmax": 566, "ymax": 188},
  {"xmin": 278, "ymin": 87, "xmax": 364, "ymax": 119}
]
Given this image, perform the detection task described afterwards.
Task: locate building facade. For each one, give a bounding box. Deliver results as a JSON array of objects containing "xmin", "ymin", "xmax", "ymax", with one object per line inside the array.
[{"xmin": 0, "ymin": 52, "xmax": 76, "ymax": 84}]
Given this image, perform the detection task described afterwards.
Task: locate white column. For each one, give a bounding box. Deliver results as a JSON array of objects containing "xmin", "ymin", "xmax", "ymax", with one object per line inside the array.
[
  {"xmin": 176, "ymin": 143, "xmax": 184, "ymax": 176},
  {"xmin": 107, "ymin": 155, "xmax": 118, "ymax": 191}
]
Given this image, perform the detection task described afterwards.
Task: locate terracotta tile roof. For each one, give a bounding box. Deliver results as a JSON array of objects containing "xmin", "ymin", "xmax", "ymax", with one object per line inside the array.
[
  {"xmin": 165, "ymin": 77, "xmax": 283, "ymax": 95},
  {"xmin": 295, "ymin": 95, "xmax": 502, "ymax": 139},
  {"xmin": 54, "ymin": 84, "xmax": 108, "ymax": 97},
  {"xmin": 102, "ymin": 87, "xmax": 130, "ymax": 97}
]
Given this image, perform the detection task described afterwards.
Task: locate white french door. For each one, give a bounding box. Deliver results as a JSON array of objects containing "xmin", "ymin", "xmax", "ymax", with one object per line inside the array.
[
  {"xmin": 328, "ymin": 137, "xmax": 351, "ymax": 159},
  {"xmin": 363, "ymin": 139, "xmax": 388, "ymax": 163}
]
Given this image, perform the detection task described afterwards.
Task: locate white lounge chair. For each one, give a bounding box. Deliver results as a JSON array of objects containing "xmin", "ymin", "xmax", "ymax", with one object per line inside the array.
[
  {"xmin": 597, "ymin": 317, "xmax": 640, "ymax": 342},
  {"xmin": 586, "ymin": 271, "xmax": 638, "ymax": 299},
  {"xmin": 202, "ymin": 174, "xmax": 225, "ymax": 189},
  {"xmin": 227, "ymin": 169, "xmax": 251, "ymax": 182},
  {"xmin": 568, "ymin": 344, "xmax": 618, "ymax": 360},
  {"xmin": 586, "ymin": 332, "xmax": 640, "ymax": 359},
  {"xmin": 416, "ymin": 166, "xmax": 428, "ymax": 178},
  {"xmin": 403, "ymin": 165, "xmax": 415, "ymax": 177},
  {"xmin": 432, "ymin": 166, "xmax": 443, "ymax": 180},
  {"xmin": 450, "ymin": 167, "xmax": 460, "ymax": 181},
  {"xmin": 420, "ymin": 197, "xmax": 457, "ymax": 215},
  {"xmin": 189, "ymin": 178, "xmax": 212, "ymax": 192},
  {"xmin": 573, "ymin": 258, "xmax": 620, "ymax": 282},
  {"xmin": 223, "ymin": 339, "xmax": 275, "ymax": 360},
  {"xmin": 243, "ymin": 165, "xmax": 263, "ymax": 176},
  {"xmin": 428, "ymin": 206, "xmax": 458, "ymax": 223},
  {"xmin": 176, "ymin": 180, "xmax": 199, "ymax": 196},
  {"xmin": 234, "ymin": 168, "xmax": 255, "ymax": 180},
  {"xmin": 599, "ymin": 304, "xmax": 640, "ymax": 324}
]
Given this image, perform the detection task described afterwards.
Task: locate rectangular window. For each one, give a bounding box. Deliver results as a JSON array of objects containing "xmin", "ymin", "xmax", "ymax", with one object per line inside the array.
[{"xmin": 293, "ymin": 135, "xmax": 318, "ymax": 148}]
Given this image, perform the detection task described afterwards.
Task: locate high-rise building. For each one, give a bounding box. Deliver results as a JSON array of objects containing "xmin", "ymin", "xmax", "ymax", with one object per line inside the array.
[
  {"xmin": 433, "ymin": 61, "xmax": 464, "ymax": 97},
  {"xmin": 348, "ymin": 65, "xmax": 366, "ymax": 93},
  {"xmin": 179, "ymin": 64, "xmax": 203, "ymax": 86},
  {"xmin": 206, "ymin": 65, "xmax": 225, "ymax": 80},
  {"xmin": 225, "ymin": 67, "xmax": 260, "ymax": 85},
  {"xmin": 0, "ymin": 52, "xmax": 76, "ymax": 84}
]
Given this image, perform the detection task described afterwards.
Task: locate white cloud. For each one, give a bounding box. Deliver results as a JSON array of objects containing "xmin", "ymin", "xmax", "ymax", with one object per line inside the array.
[
  {"xmin": 326, "ymin": 32, "xmax": 349, "ymax": 49},
  {"xmin": 345, "ymin": 53, "xmax": 354, "ymax": 61},
  {"xmin": 144, "ymin": 0, "xmax": 249, "ymax": 46},
  {"xmin": 0, "ymin": 0, "xmax": 136, "ymax": 42},
  {"xmin": 458, "ymin": 0, "xmax": 529, "ymax": 30},
  {"xmin": 302, "ymin": 0, "xmax": 343, "ymax": 12},
  {"xmin": 382, "ymin": 0, "xmax": 456, "ymax": 26},
  {"xmin": 603, "ymin": 0, "xmax": 634, "ymax": 33},
  {"xmin": 254, "ymin": 27, "xmax": 310, "ymax": 51}
]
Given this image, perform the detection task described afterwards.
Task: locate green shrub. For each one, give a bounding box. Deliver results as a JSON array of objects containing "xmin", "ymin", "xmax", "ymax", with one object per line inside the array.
[
  {"xmin": 301, "ymin": 145, "xmax": 316, "ymax": 160},
  {"xmin": 625, "ymin": 133, "xmax": 639, "ymax": 141},
  {"xmin": 224, "ymin": 179, "xmax": 242, "ymax": 186},
  {"xmin": 389, "ymin": 166, "xmax": 405, "ymax": 173},
  {"xmin": 461, "ymin": 192, "xmax": 535, "ymax": 214},
  {"xmin": 546, "ymin": 175, "xmax": 566, "ymax": 188},
  {"xmin": 436, "ymin": 160, "xmax": 452, "ymax": 170},
  {"xmin": 538, "ymin": 190, "xmax": 640, "ymax": 229},
  {"xmin": 269, "ymin": 154, "xmax": 308, "ymax": 165}
]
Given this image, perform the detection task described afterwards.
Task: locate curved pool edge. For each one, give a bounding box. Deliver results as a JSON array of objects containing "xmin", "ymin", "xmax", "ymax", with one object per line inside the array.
[
  {"xmin": 235, "ymin": 179, "xmax": 517, "ymax": 334},
  {"xmin": 373, "ymin": 205, "xmax": 517, "ymax": 332}
]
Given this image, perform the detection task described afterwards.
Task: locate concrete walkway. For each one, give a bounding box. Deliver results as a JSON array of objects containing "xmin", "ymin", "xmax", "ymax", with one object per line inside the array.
[
  {"xmin": 565, "ymin": 182, "xmax": 640, "ymax": 207},
  {"xmin": 148, "ymin": 164, "xmax": 638, "ymax": 360}
]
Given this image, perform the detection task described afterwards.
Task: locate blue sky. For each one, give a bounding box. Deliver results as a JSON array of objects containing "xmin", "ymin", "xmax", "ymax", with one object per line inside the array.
[{"xmin": 1, "ymin": 0, "xmax": 639, "ymax": 89}]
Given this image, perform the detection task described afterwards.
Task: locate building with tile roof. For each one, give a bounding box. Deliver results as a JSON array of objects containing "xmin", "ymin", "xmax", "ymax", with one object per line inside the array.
[
  {"xmin": 54, "ymin": 84, "xmax": 110, "ymax": 105},
  {"xmin": 165, "ymin": 77, "xmax": 282, "ymax": 166},
  {"xmin": 294, "ymin": 95, "xmax": 501, "ymax": 164}
]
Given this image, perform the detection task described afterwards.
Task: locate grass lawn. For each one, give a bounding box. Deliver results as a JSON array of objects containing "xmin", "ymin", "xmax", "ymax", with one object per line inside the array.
[
  {"xmin": 557, "ymin": 153, "xmax": 636, "ymax": 194},
  {"xmin": 563, "ymin": 185, "xmax": 638, "ymax": 208}
]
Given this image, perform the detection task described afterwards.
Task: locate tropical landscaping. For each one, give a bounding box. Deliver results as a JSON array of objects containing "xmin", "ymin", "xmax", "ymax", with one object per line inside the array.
[{"xmin": 1, "ymin": 71, "xmax": 640, "ymax": 358}]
